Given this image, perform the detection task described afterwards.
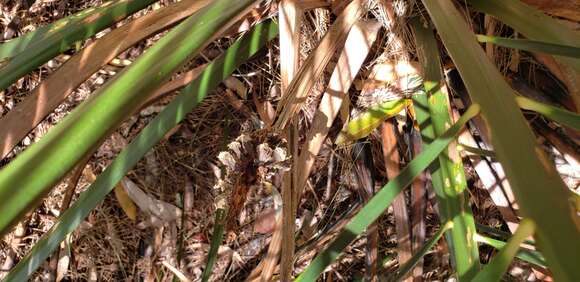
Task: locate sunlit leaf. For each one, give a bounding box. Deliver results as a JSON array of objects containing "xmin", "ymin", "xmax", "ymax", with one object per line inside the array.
[
  {"xmin": 335, "ymin": 99, "xmax": 409, "ymax": 145},
  {"xmin": 515, "ymin": 96, "xmax": 580, "ymax": 130}
]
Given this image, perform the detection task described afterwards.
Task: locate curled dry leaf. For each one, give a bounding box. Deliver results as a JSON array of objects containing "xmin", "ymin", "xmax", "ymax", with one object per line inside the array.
[
  {"xmin": 253, "ymin": 95, "xmax": 276, "ymax": 128},
  {"xmin": 114, "ymin": 182, "xmax": 138, "ymax": 221},
  {"xmin": 120, "ymin": 178, "xmax": 182, "ymax": 226},
  {"xmin": 56, "ymin": 239, "xmax": 71, "ymax": 282},
  {"xmin": 253, "ymin": 208, "xmax": 277, "ymax": 234},
  {"xmin": 224, "ymin": 76, "xmax": 248, "ymax": 99}
]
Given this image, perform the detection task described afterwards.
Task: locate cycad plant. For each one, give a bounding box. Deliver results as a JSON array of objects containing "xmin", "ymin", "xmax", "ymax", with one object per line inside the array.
[{"xmin": 0, "ymin": 0, "xmax": 578, "ymax": 281}]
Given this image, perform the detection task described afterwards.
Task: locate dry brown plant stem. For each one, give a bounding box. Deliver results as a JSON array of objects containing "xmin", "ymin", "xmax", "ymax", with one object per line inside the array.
[{"xmin": 381, "ymin": 120, "xmax": 412, "ymax": 278}]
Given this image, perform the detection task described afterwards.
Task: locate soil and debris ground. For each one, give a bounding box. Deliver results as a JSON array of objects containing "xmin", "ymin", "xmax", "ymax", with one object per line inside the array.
[{"xmin": 0, "ymin": 0, "xmax": 578, "ymax": 281}]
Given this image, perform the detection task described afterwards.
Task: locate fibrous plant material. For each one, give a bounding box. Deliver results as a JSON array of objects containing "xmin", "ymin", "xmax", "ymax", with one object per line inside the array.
[
  {"xmin": 352, "ymin": 141, "xmax": 378, "ymax": 281},
  {"xmin": 162, "ymin": 261, "xmax": 191, "ymax": 282},
  {"xmin": 0, "ymin": 0, "xmax": 260, "ymax": 236},
  {"xmin": 296, "ymin": 20, "xmax": 381, "ymax": 210},
  {"xmin": 2, "ymin": 20, "xmax": 279, "ymax": 281},
  {"xmin": 421, "ymin": 0, "xmax": 580, "ymax": 280},
  {"xmin": 297, "ymin": 0, "xmax": 332, "ymax": 10},
  {"xmin": 0, "ymin": 0, "xmax": 212, "ymax": 159},
  {"xmin": 274, "ymin": 0, "xmax": 366, "ymax": 129},
  {"xmin": 279, "ymin": 0, "xmax": 302, "ymax": 93},
  {"xmin": 282, "ymin": 19, "xmax": 381, "ymax": 279},
  {"xmin": 1, "ymin": 0, "xmax": 578, "ymax": 280},
  {"xmin": 520, "ymin": 0, "xmax": 580, "ymax": 22},
  {"xmin": 245, "ymin": 182, "xmax": 283, "ymax": 282},
  {"xmin": 391, "ymin": 221, "xmax": 453, "ymax": 282},
  {"xmin": 409, "ymin": 129, "xmax": 426, "ymax": 281}
]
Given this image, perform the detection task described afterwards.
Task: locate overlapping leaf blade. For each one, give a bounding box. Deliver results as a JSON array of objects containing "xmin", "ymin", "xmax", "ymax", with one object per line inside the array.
[
  {"xmin": 295, "ymin": 105, "xmax": 480, "ymax": 282},
  {"xmin": 473, "ymin": 219, "xmax": 536, "ymax": 282},
  {"xmin": 420, "ymin": 1, "xmax": 580, "ymax": 280},
  {"xmin": 411, "ymin": 19, "xmax": 480, "ymax": 280},
  {"xmin": 475, "ymin": 35, "xmax": 580, "ymax": 59},
  {"xmin": 0, "ymin": 0, "xmax": 259, "ymax": 236},
  {"xmin": 0, "ymin": 0, "xmax": 160, "ymax": 90},
  {"xmin": 3, "ymin": 20, "xmax": 278, "ymax": 281},
  {"xmin": 468, "ymin": 0, "xmax": 580, "ymax": 72},
  {"xmin": 391, "ymin": 221, "xmax": 453, "ymax": 282},
  {"xmin": 475, "ymin": 233, "xmax": 546, "ymax": 268}
]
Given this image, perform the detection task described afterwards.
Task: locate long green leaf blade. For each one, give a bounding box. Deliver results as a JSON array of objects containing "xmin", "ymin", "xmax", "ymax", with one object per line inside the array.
[
  {"xmin": 473, "ymin": 219, "xmax": 536, "ymax": 282},
  {"xmin": 201, "ymin": 208, "xmax": 227, "ymax": 282},
  {"xmin": 2, "ymin": 20, "xmax": 278, "ymax": 281},
  {"xmin": 475, "ymin": 35, "xmax": 580, "ymax": 59},
  {"xmin": 468, "ymin": 0, "xmax": 580, "ymax": 72},
  {"xmin": 475, "ymin": 223, "xmax": 536, "ymax": 246},
  {"xmin": 515, "ymin": 96, "xmax": 580, "ymax": 130},
  {"xmin": 295, "ymin": 104, "xmax": 481, "ymax": 282},
  {"xmin": 0, "ymin": 0, "xmax": 259, "ymax": 236},
  {"xmin": 411, "ymin": 19, "xmax": 480, "ymax": 280},
  {"xmin": 475, "ymin": 233, "xmax": 546, "ymax": 268},
  {"xmin": 0, "ymin": 2, "xmax": 105, "ymax": 60},
  {"xmin": 0, "ymin": 0, "xmax": 160, "ymax": 90},
  {"xmin": 420, "ymin": 1, "xmax": 580, "ymax": 281},
  {"xmin": 457, "ymin": 144, "xmax": 496, "ymax": 159}
]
